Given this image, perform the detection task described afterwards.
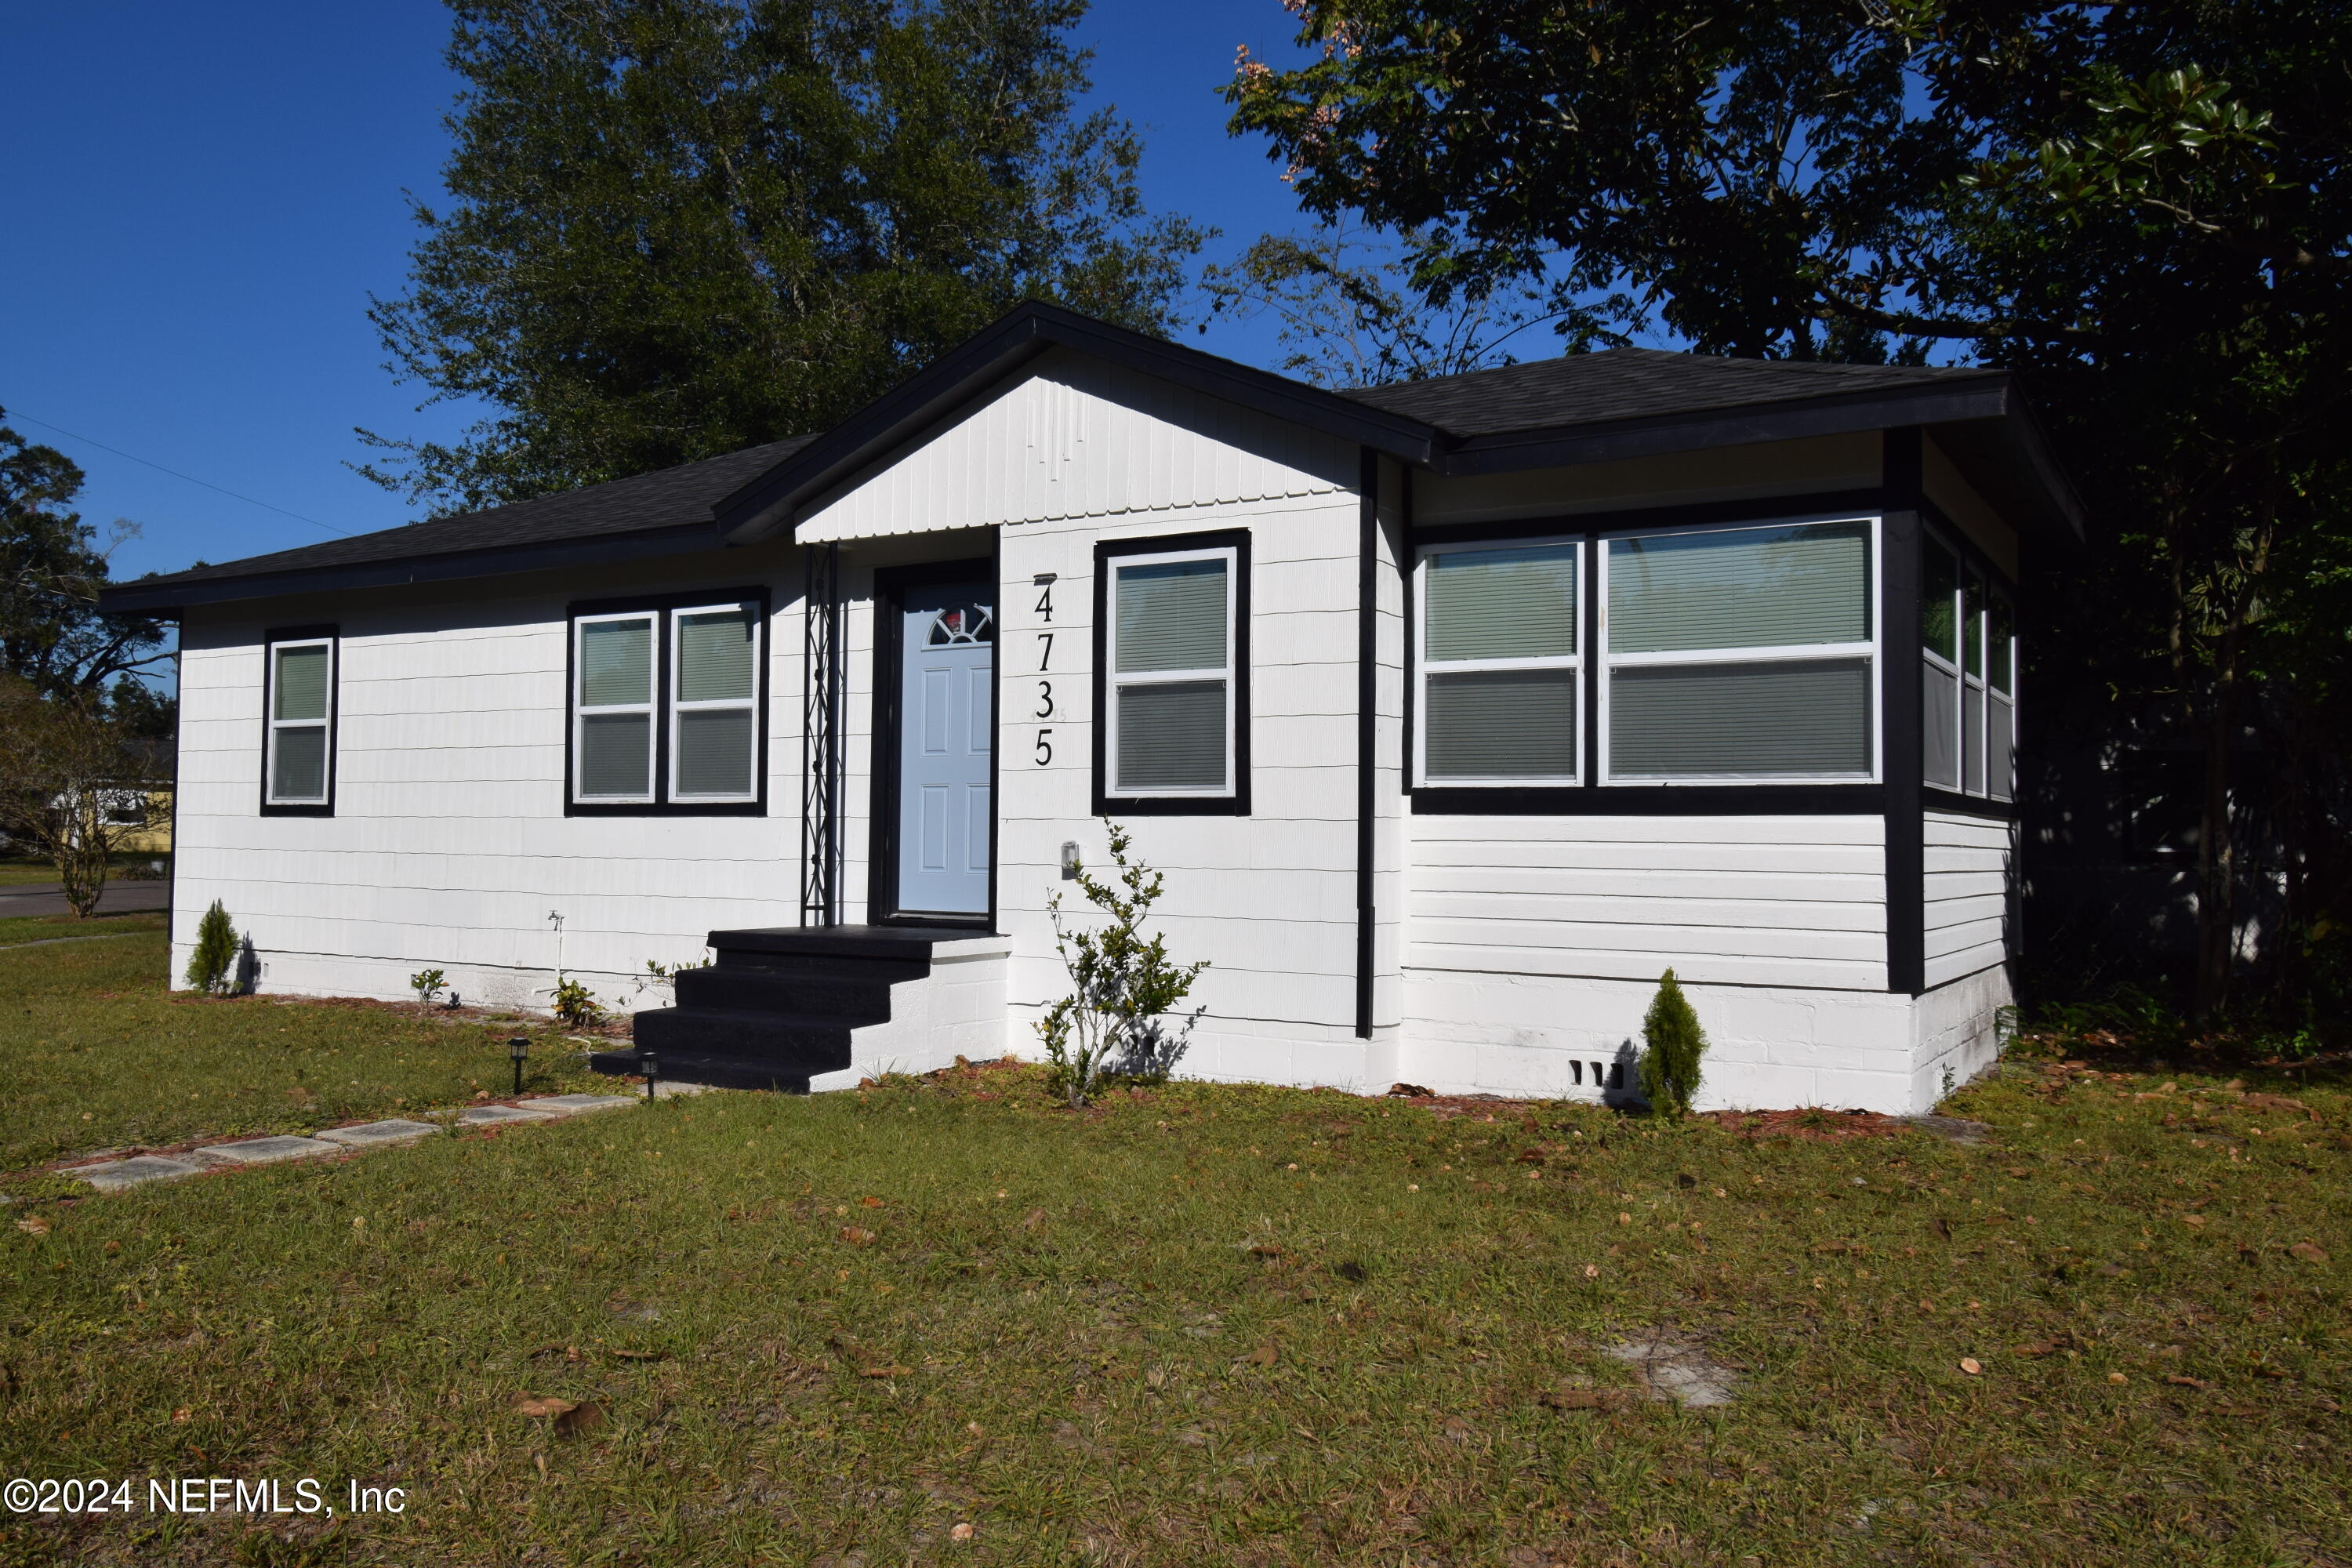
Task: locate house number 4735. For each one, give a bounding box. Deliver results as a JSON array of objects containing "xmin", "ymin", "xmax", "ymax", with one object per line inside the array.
[{"xmin": 1033, "ymin": 578, "xmax": 1055, "ymax": 763}]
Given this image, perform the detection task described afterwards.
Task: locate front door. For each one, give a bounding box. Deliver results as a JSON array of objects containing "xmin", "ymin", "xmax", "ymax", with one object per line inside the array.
[{"xmin": 895, "ymin": 585, "xmax": 993, "ymax": 916}]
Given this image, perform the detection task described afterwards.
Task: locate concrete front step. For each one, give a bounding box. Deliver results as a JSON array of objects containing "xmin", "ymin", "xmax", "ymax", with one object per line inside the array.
[
  {"xmin": 630, "ymin": 1005, "xmax": 855, "ymax": 1070},
  {"xmin": 673, "ymin": 965, "xmax": 897, "ymax": 1022},
  {"xmin": 586, "ymin": 1047, "xmax": 821, "ymax": 1093}
]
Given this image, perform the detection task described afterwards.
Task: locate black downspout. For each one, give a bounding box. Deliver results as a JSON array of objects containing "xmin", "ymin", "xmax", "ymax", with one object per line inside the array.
[
  {"xmin": 1882, "ymin": 430, "xmax": 1926, "ymax": 996},
  {"xmin": 1356, "ymin": 448, "xmax": 1379, "ymax": 1040}
]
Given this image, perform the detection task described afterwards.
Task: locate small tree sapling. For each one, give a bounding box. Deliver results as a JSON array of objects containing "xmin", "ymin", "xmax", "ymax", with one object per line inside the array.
[
  {"xmin": 1036, "ymin": 820, "xmax": 1207, "ymax": 1108},
  {"xmin": 185, "ymin": 899, "xmax": 238, "ymax": 996},
  {"xmin": 409, "ymin": 967, "xmax": 448, "ymax": 1011},
  {"xmin": 1639, "ymin": 967, "xmax": 1709, "ymax": 1119}
]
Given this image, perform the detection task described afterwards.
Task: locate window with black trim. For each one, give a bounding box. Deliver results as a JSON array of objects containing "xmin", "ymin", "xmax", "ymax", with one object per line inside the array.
[
  {"xmin": 1412, "ymin": 539, "xmax": 1581, "ymax": 785},
  {"xmin": 1599, "ymin": 517, "xmax": 1878, "ymax": 784},
  {"xmin": 570, "ymin": 597, "xmax": 765, "ymax": 812},
  {"xmin": 263, "ymin": 630, "xmax": 336, "ymax": 811},
  {"xmin": 1921, "ymin": 531, "xmax": 2016, "ymax": 802},
  {"xmin": 1094, "ymin": 534, "xmax": 1247, "ymax": 812}
]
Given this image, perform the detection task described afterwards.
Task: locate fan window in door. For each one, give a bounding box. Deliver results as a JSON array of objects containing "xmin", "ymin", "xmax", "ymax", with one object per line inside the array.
[{"xmin": 926, "ymin": 604, "xmax": 993, "ymax": 646}]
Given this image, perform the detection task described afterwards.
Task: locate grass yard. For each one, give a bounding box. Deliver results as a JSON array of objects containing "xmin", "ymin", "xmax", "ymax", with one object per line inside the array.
[
  {"xmin": 0, "ymin": 909, "xmax": 169, "ymax": 950},
  {"xmin": 1, "ymin": 941, "xmax": 2347, "ymax": 1566},
  {"xmin": 1, "ymin": 934, "xmax": 609, "ymax": 1175}
]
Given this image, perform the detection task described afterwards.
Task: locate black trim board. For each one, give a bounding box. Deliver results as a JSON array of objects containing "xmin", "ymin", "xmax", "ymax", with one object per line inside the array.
[
  {"xmin": 1922, "ymin": 786, "xmax": 2020, "ymax": 822},
  {"xmin": 562, "ymin": 586, "xmax": 771, "ymax": 818},
  {"xmin": 1882, "ymin": 429, "xmax": 1927, "ymax": 996},
  {"xmin": 259, "ymin": 623, "xmax": 339, "ymax": 818},
  {"xmin": 866, "ymin": 556, "xmax": 999, "ymax": 930},
  {"xmin": 1091, "ymin": 528, "xmax": 1253, "ymax": 817},
  {"xmin": 1407, "ymin": 488, "xmax": 1889, "ymax": 550}
]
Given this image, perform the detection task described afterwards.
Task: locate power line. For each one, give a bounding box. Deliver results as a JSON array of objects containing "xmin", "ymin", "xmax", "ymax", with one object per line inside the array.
[{"xmin": 3, "ymin": 408, "xmax": 352, "ymax": 537}]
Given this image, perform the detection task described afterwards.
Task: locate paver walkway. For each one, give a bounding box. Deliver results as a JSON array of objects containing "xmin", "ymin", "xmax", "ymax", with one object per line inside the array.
[{"xmin": 61, "ymin": 1092, "xmax": 649, "ymax": 1192}]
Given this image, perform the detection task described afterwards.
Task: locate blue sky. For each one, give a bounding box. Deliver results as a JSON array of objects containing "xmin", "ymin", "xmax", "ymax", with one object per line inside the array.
[{"xmin": 2, "ymin": 1, "xmax": 1325, "ymax": 589}]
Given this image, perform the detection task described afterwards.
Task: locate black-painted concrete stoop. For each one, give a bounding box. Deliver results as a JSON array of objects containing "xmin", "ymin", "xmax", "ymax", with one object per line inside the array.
[{"xmin": 590, "ymin": 924, "xmax": 989, "ymax": 1093}]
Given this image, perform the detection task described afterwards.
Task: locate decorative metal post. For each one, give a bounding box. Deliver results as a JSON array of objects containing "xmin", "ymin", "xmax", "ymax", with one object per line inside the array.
[{"xmin": 800, "ymin": 540, "xmax": 843, "ymax": 927}]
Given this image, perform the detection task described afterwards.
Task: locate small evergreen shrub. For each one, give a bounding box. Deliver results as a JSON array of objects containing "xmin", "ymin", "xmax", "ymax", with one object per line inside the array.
[
  {"xmin": 1639, "ymin": 967, "xmax": 1708, "ymax": 1118},
  {"xmin": 184, "ymin": 899, "xmax": 238, "ymax": 996}
]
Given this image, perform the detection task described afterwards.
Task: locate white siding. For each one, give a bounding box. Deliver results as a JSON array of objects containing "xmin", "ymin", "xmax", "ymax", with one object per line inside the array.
[
  {"xmin": 171, "ymin": 547, "xmax": 809, "ymax": 1012},
  {"xmin": 1406, "ymin": 815, "xmax": 1888, "ymax": 993},
  {"xmin": 1924, "ymin": 809, "xmax": 2014, "ymax": 989},
  {"xmin": 799, "ymin": 348, "xmax": 1352, "ymax": 541}
]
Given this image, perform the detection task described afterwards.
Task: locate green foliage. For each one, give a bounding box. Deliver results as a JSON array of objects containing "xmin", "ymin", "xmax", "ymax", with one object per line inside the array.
[
  {"xmin": 185, "ymin": 899, "xmax": 238, "ymax": 996},
  {"xmin": 1036, "ymin": 819, "xmax": 1206, "ymax": 1108},
  {"xmin": 1638, "ymin": 968, "xmax": 1708, "ymax": 1119},
  {"xmin": 0, "ymin": 414, "xmax": 168, "ymax": 698},
  {"xmin": 550, "ymin": 977, "xmax": 607, "ymax": 1031},
  {"xmin": 361, "ymin": 0, "xmax": 1206, "ymax": 514},
  {"xmin": 410, "ymin": 967, "xmax": 448, "ymax": 1009}
]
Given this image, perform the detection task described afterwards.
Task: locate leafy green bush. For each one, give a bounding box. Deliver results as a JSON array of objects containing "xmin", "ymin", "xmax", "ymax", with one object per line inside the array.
[
  {"xmin": 1036, "ymin": 820, "xmax": 1206, "ymax": 1108},
  {"xmin": 550, "ymin": 978, "xmax": 606, "ymax": 1031},
  {"xmin": 1639, "ymin": 968, "xmax": 1708, "ymax": 1119},
  {"xmin": 409, "ymin": 967, "xmax": 448, "ymax": 1009},
  {"xmin": 184, "ymin": 899, "xmax": 238, "ymax": 996}
]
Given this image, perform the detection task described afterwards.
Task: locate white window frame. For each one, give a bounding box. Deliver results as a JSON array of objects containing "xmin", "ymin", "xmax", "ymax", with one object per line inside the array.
[
  {"xmin": 263, "ymin": 634, "xmax": 336, "ymax": 807},
  {"xmin": 1987, "ymin": 583, "xmax": 2018, "ymax": 802},
  {"xmin": 1596, "ymin": 514, "xmax": 1883, "ymax": 786},
  {"xmin": 1103, "ymin": 543, "xmax": 1239, "ymax": 800},
  {"xmin": 666, "ymin": 600, "xmax": 763, "ymax": 803},
  {"xmin": 1922, "ymin": 529, "xmax": 1965, "ymax": 792},
  {"xmin": 1411, "ymin": 535, "xmax": 1583, "ymax": 787},
  {"xmin": 572, "ymin": 610, "xmax": 658, "ymax": 805}
]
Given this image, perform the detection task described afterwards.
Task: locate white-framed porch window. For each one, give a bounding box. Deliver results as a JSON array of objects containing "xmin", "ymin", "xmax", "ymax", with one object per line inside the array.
[
  {"xmin": 264, "ymin": 636, "xmax": 336, "ymax": 806},
  {"xmin": 574, "ymin": 612, "xmax": 656, "ymax": 803},
  {"xmin": 1599, "ymin": 517, "xmax": 1880, "ymax": 784},
  {"xmin": 670, "ymin": 603, "xmax": 760, "ymax": 801},
  {"xmin": 1922, "ymin": 530, "xmax": 2018, "ymax": 800},
  {"xmin": 1413, "ymin": 538, "xmax": 1582, "ymax": 785},
  {"xmin": 1105, "ymin": 546, "xmax": 1236, "ymax": 797}
]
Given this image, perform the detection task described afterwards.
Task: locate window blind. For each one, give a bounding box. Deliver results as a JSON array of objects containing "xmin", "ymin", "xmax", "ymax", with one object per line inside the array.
[
  {"xmin": 677, "ymin": 611, "xmax": 754, "ymax": 702},
  {"xmin": 1922, "ymin": 659, "xmax": 1962, "ymax": 789},
  {"xmin": 1116, "ymin": 680, "xmax": 1226, "ymax": 791},
  {"xmin": 580, "ymin": 713, "xmax": 652, "ymax": 798},
  {"xmin": 1425, "ymin": 669, "xmax": 1577, "ymax": 779},
  {"xmin": 1609, "ymin": 522, "xmax": 1869, "ymax": 653},
  {"xmin": 271, "ymin": 726, "xmax": 328, "ymax": 800},
  {"xmin": 1425, "ymin": 544, "xmax": 1577, "ymax": 662},
  {"xmin": 1611, "ymin": 660, "xmax": 1871, "ymax": 778},
  {"xmin": 1116, "ymin": 560, "xmax": 1227, "ymax": 673},
  {"xmin": 274, "ymin": 645, "xmax": 329, "ymax": 721},
  {"xmin": 675, "ymin": 710, "xmax": 753, "ymax": 797},
  {"xmin": 581, "ymin": 619, "xmax": 652, "ymax": 706}
]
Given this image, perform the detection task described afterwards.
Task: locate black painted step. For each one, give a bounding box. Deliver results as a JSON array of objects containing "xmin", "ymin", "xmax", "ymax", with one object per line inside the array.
[
  {"xmin": 628, "ymin": 1006, "xmax": 853, "ymax": 1072},
  {"xmin": 674, "ymin": 965, "xmax": 896, "ymax": 1022},
  {"xmin": 586, "ymin": 1047, "xmax": 820, "ymax": 1094}
]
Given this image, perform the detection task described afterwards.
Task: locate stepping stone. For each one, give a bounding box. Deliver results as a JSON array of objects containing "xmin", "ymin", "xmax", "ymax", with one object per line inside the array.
[
  {"xmin": 459, "ymin": 1104, "xmax": 555, "ymax": 1126},
  {"xmin": 194, "ymin": 1135, "xmax": 343, "ymax": 1166},
  {"xmin": 316, "ymin": 1119, "xmax": 443, "ymax": 1148},
  {"xmin": 521, "ymin": 1094, "xmax": 639, "ymax": 1116},
  {"xmin": 72, "ymin": 1156, "xmax": 209, "ymax": 1192}
]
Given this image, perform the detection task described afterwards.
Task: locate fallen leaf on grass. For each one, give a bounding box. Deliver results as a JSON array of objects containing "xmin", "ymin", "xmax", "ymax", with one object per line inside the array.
[
  {"xmin": 2288, "ymin": 1241, "xmax": 2330, "ymax": 1264},
  {"xmin": 858, "ymin": 1365, "xmax": 913, "ymax": 1379},
  {"xmin": 859, "ymin": 1196, "xmax": 883, "ymax": 1208},
  {"xmin": 1245, "ymin": 1342, "xmax": 1278, "ymax": 1368},
  {"xmin": 1022, "ymin": 1208, "xmax": 1047, "ymax": 1231},
  {"xmin": 2014, "ymin": 1341, "xmax": 2056, "ymax": 1358},
  {"xmin": 838, "ymin": 1226, "xmax": 877, "ymax": 1246},
  {"xmin": 554, "ymin": 1401, "xmax": 605, "ymax": 1437},
  {"xmin": 15, "ymin": 1217, "xmax": 50, "ymax": 1236},
  {"xmin": 2164, "ymin": 1375, "xmax": 2212, "ymax": 1392},
  {"xmin": 2241, "ymin": 1093, "xmax": 2311, "ymax": 1118},
  {"xmin": 511, "ymin": 1394, "xmax": 578, "ymax": 1418},
  {"xmin": 1933, "ymin": 1218, "xmax": 1952, "ymax": 1240},
  {"xmin": 608, "ymin": 1348, "xmax": 663, "ymax": 1362},
  {"xmin": 1958, "ymin": 1358, "xmax": 1983, "ymax": 1376},
  {"xmin": 1441, "ymin": 1416, "xmax": 1477, "ymax": 1442},
  {"xmin": 949, "ymin": 1523, "xmax": 975, "ymax": 1542},
  {"xmin": 2182, "ymin": 1214, "xmax": 2208, "ymax": 1228}
]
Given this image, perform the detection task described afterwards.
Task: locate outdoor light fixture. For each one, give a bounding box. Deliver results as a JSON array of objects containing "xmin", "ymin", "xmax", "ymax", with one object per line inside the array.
[
  {"xmin": 641, "ymin": 1050, "xmax": 659, "ymax": 1103},
  {"xmin": 1060, "ymin": 841, "xmax": 1080, "ymax": 880},
  {"xmin": 508, "ymin": 1036, "xmax": 528, "ymax": 1096}
]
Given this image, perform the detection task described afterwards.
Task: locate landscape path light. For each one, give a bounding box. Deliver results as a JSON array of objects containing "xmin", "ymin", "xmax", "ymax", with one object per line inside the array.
[
  {"xmin": 641, "ymin": 1050, "xmax": 659, "ymax": 1103},
  {"xmin": 509, "ymin": 1036, "xmax": 528, "ymax": 1097}
]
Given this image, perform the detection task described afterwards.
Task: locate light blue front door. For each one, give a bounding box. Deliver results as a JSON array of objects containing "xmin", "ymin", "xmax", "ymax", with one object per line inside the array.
[{"xmin": 896, "ymin": 587, "xmax": 993, "ymax": 916}]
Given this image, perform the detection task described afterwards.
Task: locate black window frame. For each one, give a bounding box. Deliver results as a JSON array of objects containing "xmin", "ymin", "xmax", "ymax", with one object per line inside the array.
[
  {"xmin": 260, "ymin": 622, "xmax": 339, "ymax": 818},
  {"xmin": 566, "ymin": 586, "xmax": 771, "ymax": 818},
  {"xmin": 1091, "ymin": 528, "xmax": 1252, "ymax": 817},
  {"xmin": 1402, "ymin": 492, "xmax": 1893, "ymax": 816}
]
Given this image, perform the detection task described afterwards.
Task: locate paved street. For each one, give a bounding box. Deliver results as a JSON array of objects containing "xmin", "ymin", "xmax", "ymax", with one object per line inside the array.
[{"xmin": 0, "ymin": 880, "xmax": 171, "ymax": 920}]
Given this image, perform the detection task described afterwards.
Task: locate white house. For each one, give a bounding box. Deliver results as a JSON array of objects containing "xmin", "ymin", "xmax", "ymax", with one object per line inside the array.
[{"xmin": 104, "ymin": 303, "xmax": 2078, "ymax": 1112}]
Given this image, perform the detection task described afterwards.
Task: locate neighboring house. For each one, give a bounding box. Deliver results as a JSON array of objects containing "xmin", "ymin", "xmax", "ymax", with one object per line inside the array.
[{"xmin": 100, "ymin": 303, "xmax": 2078, "ymax": 1112}]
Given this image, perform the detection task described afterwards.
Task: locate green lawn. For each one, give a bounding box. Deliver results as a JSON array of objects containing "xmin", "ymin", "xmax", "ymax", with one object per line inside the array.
[
  {"xmin": 0, "ymin": 909, "xmax": 168, "ymax": 949},
  {"xmin": 0, "ymin": 858, "xmax": 165, "ymax": 887},
  {"xmin": 2, "ymin": 940, "xmax": 2347, "ymax": 1566},
  {"xmin": 1, "ymin": 933, "xmax": 608, "ymax": 1174}
]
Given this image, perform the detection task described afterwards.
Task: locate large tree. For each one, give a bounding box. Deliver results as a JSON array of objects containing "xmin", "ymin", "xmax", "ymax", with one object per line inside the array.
[
  {"xmin": 1228, "ymin": 2, "xmax": 2352, "ymax": 1019},
  {"xmin": 0, "ymin": 416, "xmax": 170, "ymax": 700},
  {"xmin": 364, "ymin": 0, "xmax": 1207, "ymax": 514}
]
